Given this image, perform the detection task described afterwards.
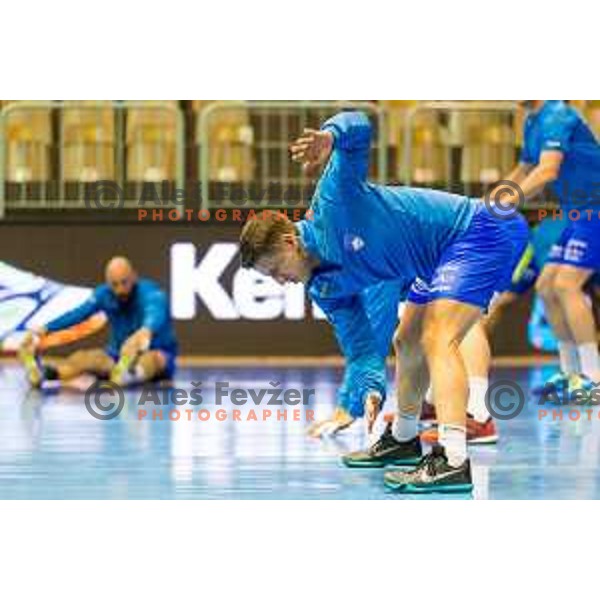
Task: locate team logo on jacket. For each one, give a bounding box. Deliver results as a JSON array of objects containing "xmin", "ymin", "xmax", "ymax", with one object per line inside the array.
[{"xmin": 344, "ymin": 234, "xmax": 365, "ymax": 253}]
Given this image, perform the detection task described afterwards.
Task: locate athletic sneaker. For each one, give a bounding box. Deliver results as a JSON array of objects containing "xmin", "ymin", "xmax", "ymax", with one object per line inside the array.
[
  {"xmin": 420, "ymin": 415, "xmax": 498, "ymax": 445},
  {"xmin": 383, "ymin": 444, "xmax": 473, "ymax": 494},
  {"xmin": 18, "ymin": 342, "xmax": 44, "ymax": 388},
  {"xmin": 341, "ymin": 423, "xmax": 422, "ymax": 468},
  {"xmin": 539, "ymin": 373, "xmax": 599, "ymax": 405},
  {"xmin": 531, "ymin": 371, "xmax": 570, "ymax": 396},
  {"xmin": 567, "ymin": 374, "xmax": 598, "ymax": 400}
]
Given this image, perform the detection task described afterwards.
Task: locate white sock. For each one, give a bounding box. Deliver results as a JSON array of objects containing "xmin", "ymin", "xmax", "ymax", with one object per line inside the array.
[
  {"xmin": 467, "ymin": 377, "xmax": 490, "ymax": 423},
  {"xmin": 438, "ymin": 424, "xmax": 467, "ymax": 467},
  {"xmin": 424, "ymin": 387, "xmax": 433, "ymax": 405},
  {"xmin": 577, "ymin": 343, "xmax": 600, "ymax": 380},
  {"xmin": 369, "ymin": 412, "xmax": 387, "ymax": 442},
  {"xmin": 392, "ymin": 412, "xmax": 419, "ymax": 442},
  {"xmin": 120, "ymin": 365, "xmax": 146, "ymax": 385},
  {"xmin": 558, "ymin": 342, "xmax": 579, "ymax": 375}
]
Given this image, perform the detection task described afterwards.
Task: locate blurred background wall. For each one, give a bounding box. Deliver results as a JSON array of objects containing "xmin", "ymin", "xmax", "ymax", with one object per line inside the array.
[{"xmin": 2, "ymin": 100, "xmax": 593, "ymax": 357}]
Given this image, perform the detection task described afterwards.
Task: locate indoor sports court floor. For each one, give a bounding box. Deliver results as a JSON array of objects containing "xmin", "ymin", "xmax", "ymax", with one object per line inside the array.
[{"xmin": 1, "ymin": 361, "xmax": 599, "ymax": 500}]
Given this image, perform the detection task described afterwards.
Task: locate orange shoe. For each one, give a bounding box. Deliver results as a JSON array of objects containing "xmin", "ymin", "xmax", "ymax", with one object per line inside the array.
[
  {"xmin": 466, "ymin": 417, "xmax": 498, "ymax": 444},
  {"xmin": 420, "ymin": 416, "xmax": 498, "ymax": 445}
]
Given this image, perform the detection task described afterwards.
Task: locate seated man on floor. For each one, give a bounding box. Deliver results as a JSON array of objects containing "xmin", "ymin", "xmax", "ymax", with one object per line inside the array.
[{"xmin": 19, "ymin": 256, "xmax": 178, "ymax": 389}]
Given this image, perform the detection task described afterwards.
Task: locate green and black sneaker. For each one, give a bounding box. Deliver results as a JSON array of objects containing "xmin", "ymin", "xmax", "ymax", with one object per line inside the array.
[
  {"xmin": 341, "ymin": 423, "xmax": 422, "ymax": 468},
  {"xmin": 384, "ymin": 444, "xmax": 473, "ymax": 494}
]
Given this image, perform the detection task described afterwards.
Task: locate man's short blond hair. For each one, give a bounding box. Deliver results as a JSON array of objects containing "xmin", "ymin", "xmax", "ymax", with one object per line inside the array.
[{"xmin": 239, "ymin": 212, "xmax": 297, "ymax": 268}]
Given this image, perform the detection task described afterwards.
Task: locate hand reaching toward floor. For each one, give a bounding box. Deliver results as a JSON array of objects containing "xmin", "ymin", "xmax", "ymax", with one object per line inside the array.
[{"xmin": 306, "ymin": 407, "xmax": 355, "ymax": 438}]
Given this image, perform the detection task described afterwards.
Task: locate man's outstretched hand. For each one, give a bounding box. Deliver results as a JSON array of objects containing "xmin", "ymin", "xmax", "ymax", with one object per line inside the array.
[
  {"xmin": 306, "ymin": 407, "xmax": 355, "ymax": 438},
  {"xmin": 290, "ymin": 128, "xmax": 334, "ymax": 178}
]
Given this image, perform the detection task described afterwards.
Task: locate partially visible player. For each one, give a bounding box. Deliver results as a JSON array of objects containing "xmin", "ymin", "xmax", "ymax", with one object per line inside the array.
[
  {"xmin": 19, "ymin": 256, "xmax": 178, "ymax": 388},
  {"xmin": 489, "ymin": 101, "xmax": 600, "ymax": 394}
]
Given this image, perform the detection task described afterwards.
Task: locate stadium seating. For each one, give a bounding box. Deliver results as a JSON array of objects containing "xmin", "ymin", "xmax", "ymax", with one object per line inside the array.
[
  {"xmin": 127, "ymin": 101, "xmax": 178, "ymax": 182},
  {"xmin": 410, "ymin": 110, "xmax": 449, "ymax": 185},
  {"xmin": 459, "ymin": 111, "xmax": 514, "ymax": 186},
  {"xmin": 0, "ymin": 99, "xmax": 598, "ymax": 214},
  {"xmin": 2, "ymin": 101, "xmax": 51, "ymax": 182},
  {"xmin": 62, "ymin": 101, "xmax": 115, "ymax": 181},
  {"xmin": 193, "ymin": 100, "xmax": 254, "ymax": 182}
]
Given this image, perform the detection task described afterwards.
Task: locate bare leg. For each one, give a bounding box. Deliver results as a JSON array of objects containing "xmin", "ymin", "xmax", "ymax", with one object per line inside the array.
[
  {"xmin": 553, "ymin": 266, "xmax": 595, "ymax": 343},
  {"xmin": 393, "ymin": 302, "xmax": 429, "ymax": 418},
  {"xmin": 422, "ymin": 300, "xmax": 481, "ymax": 427},
  {"xmin": 482, "ymin": 291, "xmax": 519, "ymax": 336},
  {"xmin": 50, "ymin": 349, "xmax": 115, "ymax": 381},
  {"xmin": 537, "ymin": 263, "xmax": 592, "ymax": 378},
  {"xmin": 536, "ymin": 264, "xmax": 575, "ymax": 342},
  {"xmin": 459, "ymin": 321, "xmax": 495, "ymax": 426},
  {"xmin": 421, "ymin": 300, "xmax": 482, "ymax": 465},
  {"xmin": 20, "ymin": 345, "xmax": 115, "ymax": 388},
  {"xmin": 552, "ymin": 265, "xmax": 599, "ymax": 380},
  {"xmin": 460, "ymin": 322, "xmax": 490, "ymax": 381}
]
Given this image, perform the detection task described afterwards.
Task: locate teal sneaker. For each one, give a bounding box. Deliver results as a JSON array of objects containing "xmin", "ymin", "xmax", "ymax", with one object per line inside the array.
[
  {"xmin": 342, "ymin": 423, "xmax": 422, "ymax": 468},
  {"xmin": 566, "ymin": 374, "xmax": 598, "ymax": 400},
  {"xmin": 384, "ymin": 444, "xmax": 473, "ymax": 494},
  {"xmin": 532, "ymin": 371, "xmax": 570, "ymax": 396}
]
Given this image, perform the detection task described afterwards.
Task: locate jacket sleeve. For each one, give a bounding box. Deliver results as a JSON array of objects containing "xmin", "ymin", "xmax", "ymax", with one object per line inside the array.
[
  {"xmin": 361, "ymin": 280, "xmax": 406, "ymax": 357},
  {"xmin": 45, "ymin": 292, "xmax": 101, "ymax": 333},
  {"xmin": 141, "ymin": 288, "xmax": 169, "ymax": 333},
  {"xmin": 315, "ymin": 292, "xmax": 388, "ymax": 418},
  {"xmin": 320, "ymin": 111, "xmax": 373, "ymax": 190}
]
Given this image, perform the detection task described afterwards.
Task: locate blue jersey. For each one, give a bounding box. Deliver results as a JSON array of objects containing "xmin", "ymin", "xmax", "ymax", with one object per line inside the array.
[
  {"xmin": 521, "ymin": 101, "xmax": 600, "ymax": 210},
  {"xmin": 45, "ymin": 278, "xmax": 178, "ymax": 357},
  {"xmin": 298, "ymin": 111, "xmax": 478, "ymax": 416},
  {"xmin": 300, "ymin": 111, "xmax": 478, "ymax": 296}
]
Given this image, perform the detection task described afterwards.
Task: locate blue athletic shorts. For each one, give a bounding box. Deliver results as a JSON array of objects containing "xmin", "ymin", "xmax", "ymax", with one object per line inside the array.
[
  {"xmin": 106, "ymin": 348, "xmax": 177, "ymax": 380},
  {"xmin": 407, "ymin": 204, "xmax": 529, "ymax": 310},
  {"xmin": 546, "ymin": 218, "xmax": 600, "ymax": 272}
]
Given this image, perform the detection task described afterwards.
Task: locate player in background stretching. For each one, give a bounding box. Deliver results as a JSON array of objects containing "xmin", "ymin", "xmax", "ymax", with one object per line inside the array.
[{"xmin": 19, "ymin": 256, "xmax": 178, "ymax": 388}]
